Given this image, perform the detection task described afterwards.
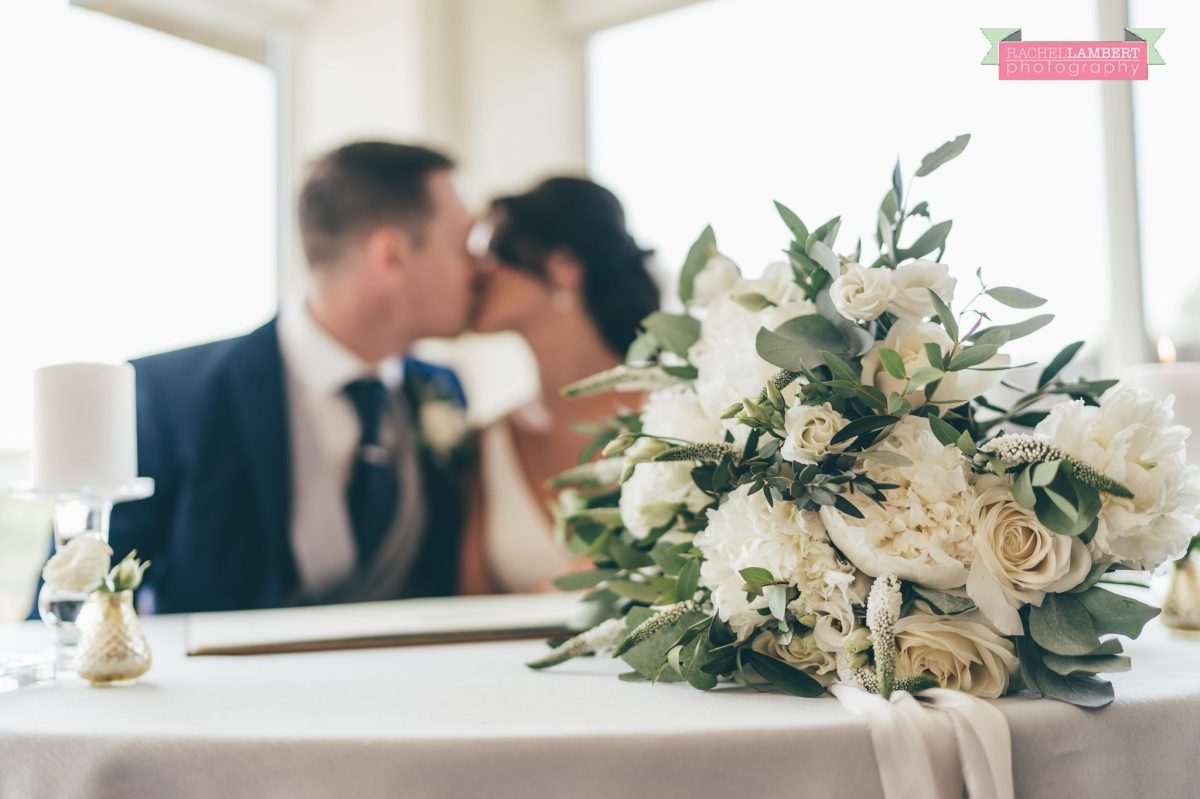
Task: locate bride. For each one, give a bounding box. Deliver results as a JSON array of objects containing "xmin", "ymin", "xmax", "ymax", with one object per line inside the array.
[{"xmin": 459, "ymin": 177, "xmax": 660, "ymax": 593}]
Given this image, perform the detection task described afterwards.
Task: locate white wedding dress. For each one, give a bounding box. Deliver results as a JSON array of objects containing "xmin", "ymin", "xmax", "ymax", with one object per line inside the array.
[{"xmin": 480, "ymin": 421, "xmax": 578, "ymax": 592}]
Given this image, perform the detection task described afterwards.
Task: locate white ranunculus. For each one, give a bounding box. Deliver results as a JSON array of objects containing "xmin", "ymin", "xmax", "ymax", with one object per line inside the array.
[
  {"xmin": 860, "ymin": 321, "xmax": 1010, "ymax": 411},
  {"xmin": 830, "ymin": 263, "xmax": 895, "ymax": 322},
  {"xmin": 691, "ymin": 254, "xmax": 741, "ymax": 308},
  {"xmin": 965, "ymin": 478, "xmax": 1092, "ymax": 634},
  {"xmin": 750, "ymin": 629, "xmax": 839, "ymax": 686},
  {"xmin": 697, "ymin": 485, "xmax": 861, "ymax": 641},
  {"xmin": 42, "ymin": 536, "xmax": 112, "ymax": 594},
  {"xmin": 886, "ymin": 259, "xmax": 957, "ymax": 321},
  {"xmin": 821, "ymin": 416, "xmax": 975, "ymax": 589},
  {"xmin": 420, "ymin": 401, "xmax": 468, "ymax": 453},
  {"xmin": 894, "ymin": 610, "xmax": 1018, "ymax": 698},
  {"xmin": 1036, "ymin": 387, "xmax": 1200, "ymax": 569},
  {"xmin": 781, "ymin": 402, "xmax": 849, "ymax": 464},
  {"xmin": 618, "ymin": 462, "xmax": 710, "ymax": 540},
  {"xmin": 641, "ymin": 385, "xmax": 725, "ymax": 444}
]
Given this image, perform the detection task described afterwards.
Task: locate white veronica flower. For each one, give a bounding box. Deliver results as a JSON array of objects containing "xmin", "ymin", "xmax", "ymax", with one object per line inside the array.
[
  {"xmin": 691, "ymin": 254, "xmax": 741, "ymax": 308},
  {"xmin": 860, "ymin": 321, "xmax": 1010, "ymax": 411},
  {"xmin": 781, "ymin": 402, "xmax": 849, "ymax": 465},
  {"xmin": 965, "ymin": 477, "xmax": 1092, "ymax": 635},
  {"xmin": 830, "ymin": 263, "xmax": 895, "ymax": 322},
  {"xmin": 42, "ymin": 536, "xmax": 112, "ymax": 594},
  {"xmin": 821, "ymin": 416, "xmax": 975, "ymax": 589},
  {"xmin": 696, "ymin": 485, "xmax": 861, "ymax": 642},
  {"xmin": 886, "ymin": 259, "xmax": 957, "ymax": 321},
  {"xmin": 1036, "ymin": 387, "xmax": 1200, "ymax": 570}
]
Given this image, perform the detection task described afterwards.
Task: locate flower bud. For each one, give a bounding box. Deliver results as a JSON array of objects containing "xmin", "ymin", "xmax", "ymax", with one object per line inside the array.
[
  {"xmin": 602, "ymin": 433, "xmax": 639, "ymax": 458},
  {"xmin": 845, "ymin": 625, "xmax": 873, "ymax": 654}
]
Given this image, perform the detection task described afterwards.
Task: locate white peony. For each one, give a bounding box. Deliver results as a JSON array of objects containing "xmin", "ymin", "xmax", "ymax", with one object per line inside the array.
[
  {"xmin": 691, "ymin": 254, "xmax": 741, "ymax": 308},
  {"xmin": 965, "ymin": 478, "xmax": 1092, "ymax": 634},
  {"xmin": 860, "ymin": 321, "xmax": 1010, "ymax": 411},
  {"xmin": 42, "ymin": 535, "xmax": 112, "ymax": 594},
  {"xmin": 751, "ymin": 629, "xmax": 839, "ymax": 686},
  {"xmin": 830, "ymin": 263, "xmax": 895, "ymax": 322},
  {"xmin": 821, "ymin": 416, "xmax": 975, "ymax": 589},
  {"xmin": 886, "ymin": 259, "xmax": 957, "ymax": 321},
  {"xmin": 894, "ymin": 610, "xmax": 1019, "ymax": 699},
  {"xmin": 696, "ymin": 485, "xmax": 861, "ymax": 642},
  {"xmin": 781, "ymin": 402, "xmax": 849, "ymax": 464},
  {"xmin": 1036, "ymin": 387, "xmax": 1200, "ymax": 569},
  {"xmin": 641, "ymin": 385, "xmax": 725, "ymax": 444}
]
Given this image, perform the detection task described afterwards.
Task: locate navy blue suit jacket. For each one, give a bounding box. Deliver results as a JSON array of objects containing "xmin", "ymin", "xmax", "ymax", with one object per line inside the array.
[{"xmin": 107, "ymin": 319, "xmax": 469, "ymax": 614}]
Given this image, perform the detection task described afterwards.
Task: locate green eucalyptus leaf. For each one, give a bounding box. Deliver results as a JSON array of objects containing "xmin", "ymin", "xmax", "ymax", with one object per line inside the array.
[
  {"xmin": 1076, "ymin": 587, "xmax": 1160, "ymax": 639},
  {"xmin": 911, "ymin": 586, "xmax": 976, "ymax": 615},
  {"xmin": 902, "ymin": 220, "xmax": 953, "ymax": 260},
  {"xmin": 743, "ymin": 650, "xmax": 825, "ymax": 697},
  {"xmin": 774, "ymin": 201, "xmax": 809, "ymax": 242},
  {"xmin": 986, "ymin": 286, "xmax": 1047, "ymax": 309},
  {"xmin": 830, "ymin": 414, "xmax": 899, "ymax": 446},
  {"xmin": 1028, "ymin": 593, "xmax": 1102, "ymax": 656},
  {"xmin": 1040, "ymin": 651, "xmax": 1131, "ymax": 676},
  {"xmin": 738, "ymin": 567, "xmax": 775, "ymax": 585},
  {"xmin": 915, "ymin": 134, "xmax": 971, "ymax": 177},
  {"xmin": 642, "ymin": 312, "xmax": 701, "ymax": 358},
  {"xmin": 908, "ymin": 366, "xmax": 945, "ymax": 390},
  {"xmin": 756, "ymin": 315, "xmax": 868, "ymax": 371},
  {"xmin": 676, "ymin": 558, "xmax": 701, "ymax": 601},
  {"xmin": 1012, "ymin": 467, "xmax": 1036, "ymax": 507},
  {"xmin": 552, "ymin": 569, "xmax": 617, "ymax": 590},
  {"xmin": 879, "ymin": 348, "xmax": 908, "ymax": 380},
  {"xmin": 929, "ymin": 290, "xmax": 958, "ymax": 341},
  {"xmin": 948, "ymin": 344, "xmax": 999, "ymax": 371},
  {"xmin": 1038, "ymin": 341, "xmax": 1086, "ymax": 388},
  {"xmin": 969, "ymin": 314, "xmax": 1054, "ymax": 343},
  {"xmin": 926, "ymin": 414, "xmax": 961, "ymax": 447},
  {"xmin": 678, "ymin": 226, "xmax": 717, "ymax": 305}
]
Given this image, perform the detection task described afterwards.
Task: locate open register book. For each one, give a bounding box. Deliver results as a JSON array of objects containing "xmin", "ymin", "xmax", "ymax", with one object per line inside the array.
[{"xmin": 185, "ymin": 592, "xmax": 581, "ymax": 656}]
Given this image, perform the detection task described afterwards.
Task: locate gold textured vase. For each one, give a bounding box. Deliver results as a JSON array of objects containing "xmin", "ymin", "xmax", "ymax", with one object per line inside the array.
[
  {"xmin": 1161, "ymin": 550, "xmax": 1200, "ymax": 635},
  {"xmin": 75, "ymin": 590, "xmax": 152, "ymax": 686}
]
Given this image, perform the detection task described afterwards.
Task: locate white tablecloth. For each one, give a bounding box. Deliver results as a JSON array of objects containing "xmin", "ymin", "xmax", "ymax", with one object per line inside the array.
[{"xmin": 2, "ymin": 616, "xmax": 1198, "ymax": 799}]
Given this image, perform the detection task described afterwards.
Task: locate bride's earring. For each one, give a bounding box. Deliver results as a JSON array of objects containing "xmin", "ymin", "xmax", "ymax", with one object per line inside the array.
[{"xmin": 551, "ymin": 288, "xmax": 575, "ymax": 313}]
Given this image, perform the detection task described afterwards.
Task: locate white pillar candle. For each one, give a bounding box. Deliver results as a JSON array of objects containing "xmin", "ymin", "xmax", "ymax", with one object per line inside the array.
[
  {"xmin": 1119, "ymin": 337, "xmax": 1200, "ymax": 464},
  {"xmin": 31, "ymin": 362, "xmax": 138, "ymax": 489}
]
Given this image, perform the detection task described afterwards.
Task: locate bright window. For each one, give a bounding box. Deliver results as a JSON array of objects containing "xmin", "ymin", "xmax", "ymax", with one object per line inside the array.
[
  {"xmin": 587, "ymin": 0, "xmax": 1108, "ymax": 360},
  {"xmin": 0, "ymin": 0, "xmax": 277, "ymax": 453}
]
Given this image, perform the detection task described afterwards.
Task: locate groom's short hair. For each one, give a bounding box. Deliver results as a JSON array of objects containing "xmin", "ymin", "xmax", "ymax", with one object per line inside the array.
[{"xmin": 299, "ymin": 141, "xmax": 455, "ymax": 266}]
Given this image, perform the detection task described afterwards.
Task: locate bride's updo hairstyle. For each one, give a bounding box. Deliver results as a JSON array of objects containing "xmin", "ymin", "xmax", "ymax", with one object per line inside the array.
[{"xmin": 488, "ymin": 177, "xmax": 661, "ymax": 355}]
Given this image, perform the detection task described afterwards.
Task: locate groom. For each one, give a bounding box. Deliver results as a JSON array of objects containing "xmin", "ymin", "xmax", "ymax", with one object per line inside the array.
[{"xmin": 108, "ymin": 142, "xmax": 478, "ymax": 614}]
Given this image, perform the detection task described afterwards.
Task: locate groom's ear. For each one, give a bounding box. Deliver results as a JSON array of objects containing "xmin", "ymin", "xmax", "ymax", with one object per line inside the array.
[
  {"xmin": 545, "ymin": 251, "xmax": 583, "ymax": 291},
  {"xmin": 363, "ymin": 224, "xmax": 416, "ymax": 283}
]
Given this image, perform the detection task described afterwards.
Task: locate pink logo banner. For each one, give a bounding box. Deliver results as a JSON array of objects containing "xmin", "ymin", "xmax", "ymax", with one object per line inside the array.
[{"xmin": 999, "ymin": 40, "xmax": 1147, "ymax": 80}]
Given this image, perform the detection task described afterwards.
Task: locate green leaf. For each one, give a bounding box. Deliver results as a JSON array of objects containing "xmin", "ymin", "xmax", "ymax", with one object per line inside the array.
[
  {"xmin": 552, "ymin": 568, "xmax": 617, "ymax": 590},
  {"xmin": 830, "ymin": 414, "xmax": 899, "ymax": 446},
  {"xmin": 880, "ymin": 189, "xmax": 898, "ymax": 222},
  {"xmin": 878, "ymin": 348, "xmax": 908, "ymax": 380},
  {"xmin": 969, "ymin": 314, "xmax": 1054, "ymax": 344},
  {"xmin": 765, "ymin": 584, "xmax": 788, "ymax": 621},
  {"xmin": 1028, "ymin": 593, "xmax": 1102, "ymax": 656},
  {"xmin": 811, "ymin": 215, "xmax": 842, "ymax": 247},
  {"xmin": 902, "ymin": 220, "xmax": 953, "ymax": 260},
  {"xmin": 915, "ymin": 134, "xmax": 971, "ymax": 177},
  {"xmin": 1038, "ymin": 341, "xmax": 1086, "ymax": 388},
  {"xmin": 738, "ymin": 567, "xmax": 775, "ymax": 586},
  {"xmin": 731, "ymin": 292, "xmax": 775, "ymax": 312},
  {"xmin": 678, "ymin": 226, "xmax": 717, "ymax": 305},
  {"xmin": 948, "ymin": 344, "xmax": 998, "ymax": 371},
  {"xmin": 774, "ymin": 201, "xmax": 809, "ymax": 242},
  {"xmin": 626, "ymin": 329, "xmax": 660, "ymax": 364},
  {"xmin": 1034, "ymin": 473, "xmax": 1101, "ymax": 536},
  {"xmin": 607, "ymin": 579, "xmax": 662, "ymax": 603},
  {"xmin": 676, "ymin": 558, "xmax": 701, "ymax": 601},
  {"xmin": 1076, "ymin": 587, "xmax": 1161, "ymax": 639},
  {"xmin": 608, "ymin": 536, "xmax": 655, "ymax": 570},
  {"xmin": 1031, "ymin": 460, "xmax": 1060, "ymax": 487},
  {"xmin": 927, "ymin": 414, "xmax": 961, "ymax": 447},
  {"xmin": 742, "ymin": 650, "xmax": 825, "ymax": 697},
  {"xmin": 923, "ymin": 342, "xmax": 945, "ymax": 369},
  {"xmin": 1034, "ymin": 667, "xmax": 1115, "ymax": 707},
  {"xmin": 1040, "ymin": 651, "xmax": 1131, "ymax": 676},
  {"xmin": 891, "ymin": 158, "xmax": 904, "ymax": 208},
  {"xmin": 756, "ymin": 315, "xmax": 868, "ymax": 372},
  {"xmin": 908, "ymin": 366, "xmax": 945, "ymax": 391},
  {"xmin": 1012, "ymin": 467, "xmax": 1036, "ymax": 507},
  {"xmin": 642, "ymin": 312, "xmax": 701, "ymax": 358},
  {"xmin": 956, "ymin": 428, "xmax": 977, "ymax": 457},
  {"xmin": 620, "ymin": 609, "xmax": 707, "ymax": 681},
  {"xmin": 808, "ymin": 240, "xmax": 841, "ymax": 278},
  {"xmin": 821, "ymin": 352, "xmax": 861, "ymax": 384},
  {"xmin": 928, "ymin": 290, "xmax": 958, "ymax": 341},
  {"xmin": 986, "ymin": 286, "xmax": 1047, "ymax": 309},
  {"xmin": 682, "ymin": 633, "xmax": 719, "ymax": 690},
  {"xmin": 911, "ymin": 586, "xmax": 976, "ymax": 615}
]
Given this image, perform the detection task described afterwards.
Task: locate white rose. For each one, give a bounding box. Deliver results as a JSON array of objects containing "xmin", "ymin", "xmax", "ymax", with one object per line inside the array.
[
  {"xmin": 618, "ymin": 462, "xmax": 710, "ymax": 540},
  {"xmin": 894, "ymin": 611, "xmax": 1018, "ymax": 699},
  {"xmin": 821, "ymin": 417, "xmax": 975, "ymax": 589},
  {"xmin": 42, "ymin": 535, "xmax": 112, "ymax": 594},
  {"xmin": 697, "ymin": 485, "xmax": 860, "ymax": 641},
  {"xmin": 781, "ymin": 402, "xmax": 849, "ymax": 464},
  {"xmin": 965, "ymin": 479, "xmax": 1093, "ymax": 635},
  {"xmin": 750, "ymin": 630, "xmax": 839, "ymax": 686},
  {"xmin": 886, "ymin": 259, "xmax": 957, "ymax": 321},
  {"xmin": 691, "ymin": 254, "xmax": 741, "ymax": 308},
  {"xmin": 860, "ymin": 321, "xmax": 1010, "ymax": 411},
  {"xmin": 420, "ymin": 401, "xmax": 468, "ymax": 453},
  {"xmin": 1036, "ymin": 387, "xmax": 1200, "ymax": 569},
  {"xmin": 830, "ymin": 263, "xmax": 895, "ymax": 322}
]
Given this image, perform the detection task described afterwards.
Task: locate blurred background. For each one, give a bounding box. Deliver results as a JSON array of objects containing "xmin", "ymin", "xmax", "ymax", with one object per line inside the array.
[{"xmin": 1, "ymin": 0, "xmax": 1195, "ymax": 619}]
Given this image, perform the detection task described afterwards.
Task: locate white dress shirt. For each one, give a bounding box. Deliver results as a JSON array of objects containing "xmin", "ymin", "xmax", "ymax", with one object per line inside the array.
[{"xmin": 277, "ymin": 300, "xmax": 408, "ymax": 599}]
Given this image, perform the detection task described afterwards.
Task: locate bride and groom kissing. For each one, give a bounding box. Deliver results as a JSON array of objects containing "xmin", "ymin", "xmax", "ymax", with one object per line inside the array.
[{"xmin": 108, "ymin": 140, "xmax": 661, "ymax": 614}]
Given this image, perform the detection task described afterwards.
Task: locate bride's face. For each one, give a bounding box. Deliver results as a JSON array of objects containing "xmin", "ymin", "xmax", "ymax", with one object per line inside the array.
[{"xmin": 469, "ymin": 254, "xmax": 554, "ymax": 334}]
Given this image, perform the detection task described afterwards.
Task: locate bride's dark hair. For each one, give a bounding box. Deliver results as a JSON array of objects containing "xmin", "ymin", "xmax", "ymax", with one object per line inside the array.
[{"xmin": 488, "ymin": 177, "xmax": 660, "ymax": 355}]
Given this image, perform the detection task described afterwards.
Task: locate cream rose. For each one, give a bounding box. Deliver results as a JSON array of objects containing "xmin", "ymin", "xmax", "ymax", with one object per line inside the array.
[
  {"xmin": 42, "ymin": 535, "xmax": 112, "ymax": 594},
  {"xmin": 860, "ymin": 321, "xmax": 1010, "ymax": 411},
  {"xmin": 886, "ymin": 259, "xmax": 957, "ymax": 321},
  {"xmin": 751, "ymin": 629, "xmax": 839, "ymax": 686},
  {"xmin": 781, "ymin": 402, "xmax": 849, "ymax": 464},
  {"xmin": 692, "ymin": 254, "xmax": 741, "ymax": 308},
  {"xmin": 830, "ymin": 264, "xmax": 895, "ymax": 322},
  {"xmin": 420, "ymin": 401, "xmax": 468, "ymax": 453},
  {"xmin": 965, "ymin": 480, "xmax": 1093, "ymax": 634},
  {"xmin": 893, "ymin": 611, "xmax": 1018, "ymax": 698}
]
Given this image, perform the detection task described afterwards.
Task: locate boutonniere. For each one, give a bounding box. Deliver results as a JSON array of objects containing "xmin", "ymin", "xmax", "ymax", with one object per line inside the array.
[{"xmin": 408, "ymin": 369, "xmax": 470, "ymax": 462}]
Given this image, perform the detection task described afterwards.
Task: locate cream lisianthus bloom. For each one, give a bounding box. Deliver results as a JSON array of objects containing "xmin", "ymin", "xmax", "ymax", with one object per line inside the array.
[
  {"xmin": 893, "ymin": 610, "xmax": 1018, "ymax": 698},
  {"xmin": 886, "ymin": 259, "xmax": 957, "ymax": 321},
  {"xmin": 821, "ymin": 417, "xmax": 975, "ymax": 589},
  {"xmin": 691, "ymin": 254, "xmax": 741, "ymax": 308},
  {"xmin": 781, "ymin": 402, "xmax": 849, "ymax": 464},
  {"xmin": 965, "ymin": 478, "xmax": 1092, "ymax": 635},
  {"xmin": 1036, "ymin": 387, "xmax": 1200, "ymax": 570},
  {"xmin": 42, "ymin": 536, "xmax": 112, "ymax": 594},
  {"xmin": 830, "ymin": 263, "xmax": 895, "ymax": 322},
  {"xmin": 860, "ymin": 321, "xmax": 1011, "ymax": 411},
  {"xmin": 751, "ymin": 629, "xmax": 839, "ymax": 686},
  {"xmin": 697, "ymin": 485, "xmax": 859, "ymax": 641}
]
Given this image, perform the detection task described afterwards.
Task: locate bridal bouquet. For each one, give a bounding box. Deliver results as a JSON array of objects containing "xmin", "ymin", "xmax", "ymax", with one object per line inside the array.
[{"xmin": 529, "ymin": 135, "xmax": 1200, "ymax": 707}]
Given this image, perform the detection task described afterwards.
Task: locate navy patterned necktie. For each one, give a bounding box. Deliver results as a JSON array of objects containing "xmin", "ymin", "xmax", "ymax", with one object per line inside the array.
[{"xmin": 343, "ymin": 378, "xmax": 399, "ymax": 568}]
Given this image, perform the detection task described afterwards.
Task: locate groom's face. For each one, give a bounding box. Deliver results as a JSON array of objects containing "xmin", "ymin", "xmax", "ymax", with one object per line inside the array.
[{"xmin": 403, "ymin": 170, "xmax": 477, "ymax": 338}]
